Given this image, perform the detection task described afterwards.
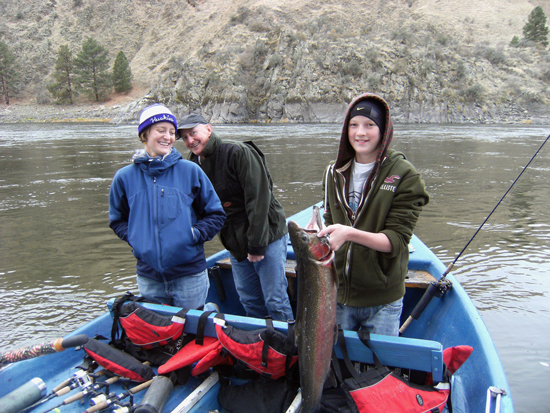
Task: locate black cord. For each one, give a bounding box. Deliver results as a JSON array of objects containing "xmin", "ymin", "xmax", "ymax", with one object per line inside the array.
[{"xmin": 444, "ymin": 132, "xmax": 550, "ymax": 278}]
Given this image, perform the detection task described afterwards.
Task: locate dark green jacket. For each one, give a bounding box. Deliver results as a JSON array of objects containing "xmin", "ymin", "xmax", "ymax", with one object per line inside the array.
[
  {"xmin": 323, "ymin": 93, "xmax": 430, "ymax": 307},
  {"xmin": 188, "ymin": 132, "xmax": 287, "ymax": 261}
]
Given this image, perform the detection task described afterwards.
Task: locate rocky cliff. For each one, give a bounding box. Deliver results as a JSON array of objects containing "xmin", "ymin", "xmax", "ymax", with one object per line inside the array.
[{"xmin": 2, "ymin": 0, "xmax": 550, "ymax": 124}]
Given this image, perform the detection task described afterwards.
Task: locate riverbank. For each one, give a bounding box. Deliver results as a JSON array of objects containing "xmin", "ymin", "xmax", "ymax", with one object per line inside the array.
[
  {"xmin": 2, "ymin": 99, "xmax": 550, "ymax": 125},
  {"xmin": 0, "ymin": 93, "xmax": 143, "ymax": 124},
  {"xmin": 0, "ymin": 103, "xmax": 121, "ymax": 123}
]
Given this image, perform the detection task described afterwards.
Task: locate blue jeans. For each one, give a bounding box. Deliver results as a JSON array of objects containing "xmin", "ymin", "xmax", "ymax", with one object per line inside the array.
[
  {"xmin": 229, "ymin": 235, "xmax": 294, "ymax": 321},
  {"xmin": 337, "ymin": 297, "xmax": 403, "ymax": 336},
  {"xmin": 136, "ymin": 269, "xmax": 210, "ymax": 309}
]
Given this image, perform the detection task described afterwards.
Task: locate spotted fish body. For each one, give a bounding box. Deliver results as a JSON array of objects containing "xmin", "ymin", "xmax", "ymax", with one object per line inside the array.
[{"xmin": 288, "ymin": 206, "xmax": 338, "ymax": 413}]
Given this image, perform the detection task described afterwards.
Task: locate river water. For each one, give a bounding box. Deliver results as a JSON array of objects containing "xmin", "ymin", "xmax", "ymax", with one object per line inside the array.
[{"xmin": 0, "ymin": 122, "xmax": 549, "ymax": 412}]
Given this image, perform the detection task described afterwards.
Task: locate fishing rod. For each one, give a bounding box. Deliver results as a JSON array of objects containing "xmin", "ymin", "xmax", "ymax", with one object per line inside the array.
[
  {"xmin": 0, "ymin": 334, "xmax": 89, "ymax": 366},
  {"xmin": 400, "ymin": 132, "xmax": 550, "ymax": 334},
  {"xmin": 17, "ymin": 360, "xmax": 101, "ymax": 413},
  {"xmin": 83, "ymin": 378, "xmax": 153, "ymax": 413},
  {"xmin": 38, "ymin": 373, "xmax": 121, "ymax": 413}
]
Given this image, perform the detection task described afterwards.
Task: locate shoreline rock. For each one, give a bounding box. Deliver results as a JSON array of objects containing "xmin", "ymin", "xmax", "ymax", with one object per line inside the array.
[
  {"xmin": 1, "ymin": 101, "xmax": 549, "ymax": 125},
  {"xmin": 0, "ymin": 103, "xmax": 123, "ymax": 124}
]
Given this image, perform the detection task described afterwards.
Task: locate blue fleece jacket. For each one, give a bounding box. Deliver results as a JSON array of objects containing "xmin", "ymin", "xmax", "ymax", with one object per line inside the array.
[{"xmin": 109, "ymin": 148, "xmax": 226, "ymax": 280}]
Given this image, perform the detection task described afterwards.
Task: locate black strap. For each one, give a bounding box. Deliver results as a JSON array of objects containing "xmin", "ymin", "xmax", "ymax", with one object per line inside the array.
[
  {"xmin": 196, "ymin": 311, "xmax": 214, "ymax": 346},
  {"xmin": 284, "ymin": 320, "xmax": 296, "ymax": 379},
  {"xmin": 357, "ymin": 329, "xmax": 385, "ymax": 370},
  {"xmin": 111, "ymin": 291, "xmax": 141, "ymax": 345},
  {"xmin": 261, "ymin": 317, "xmax": 274, "ymax": 368},
  {"xmin": 330, "ymin": 347, "xmax": 344, "ymax": 385},
  {"xmin": 338, "ymin": 327, "xmax": 361, "ymax": 381},
  {"xmin": 337, "ymin": 327, "xmax": 392, "ymax": 386},
  {"xmin": 174, "ymin": 308, "xmax": 190, "ymax": 320}
]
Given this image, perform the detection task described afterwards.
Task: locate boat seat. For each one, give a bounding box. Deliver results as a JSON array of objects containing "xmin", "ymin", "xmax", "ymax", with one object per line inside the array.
[
  {"xmin": 215, "ymin": 257, "xmax": 437, "ymax": 289},
  {"xmin": 131, "ymin": 303, "xmax": 445, "ymax": 383}
]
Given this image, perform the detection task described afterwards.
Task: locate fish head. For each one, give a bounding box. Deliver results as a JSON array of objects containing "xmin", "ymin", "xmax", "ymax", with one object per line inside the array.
[{"xmin": 288, "ymin": 220, "xmax": 333, "ymax": 266}]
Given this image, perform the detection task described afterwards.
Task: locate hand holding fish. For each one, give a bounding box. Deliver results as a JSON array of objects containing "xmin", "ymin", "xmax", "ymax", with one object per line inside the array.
[
  {"xmin": 317, "ymin": 224, "xmax": 349, "ymax": 251},
  {"xmin": 318, "ymin": 225, "xmax": 393, "ymax": 253}
]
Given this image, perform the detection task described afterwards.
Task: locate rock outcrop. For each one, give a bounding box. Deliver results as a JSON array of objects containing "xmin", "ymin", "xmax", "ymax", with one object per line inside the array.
[{"xmin": 2, "ymin": 0, "xmax": 550, "ymax": 124}]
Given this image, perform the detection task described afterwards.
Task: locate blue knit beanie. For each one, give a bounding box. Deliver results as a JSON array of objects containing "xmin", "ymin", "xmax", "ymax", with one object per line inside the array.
[{"xmin": 138, "ymin": 104, "xmax": 177, "ymax": 137}]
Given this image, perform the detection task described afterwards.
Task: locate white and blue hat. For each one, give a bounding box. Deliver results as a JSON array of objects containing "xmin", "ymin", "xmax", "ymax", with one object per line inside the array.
[{"xmin": 138, "ymin": 104, "xmax": 177, "ymax": 137}]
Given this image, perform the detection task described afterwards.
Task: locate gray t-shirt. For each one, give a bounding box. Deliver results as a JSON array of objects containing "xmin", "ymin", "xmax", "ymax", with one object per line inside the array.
[{"xmin": 349, "ymin": 159, "xmax": 375, "ymax": 212}]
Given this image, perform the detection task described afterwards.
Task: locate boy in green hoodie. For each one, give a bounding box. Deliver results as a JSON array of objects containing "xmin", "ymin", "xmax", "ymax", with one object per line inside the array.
[{"xmin": 319, "ymin": 93, "xmax": 429, "ymax": 336}]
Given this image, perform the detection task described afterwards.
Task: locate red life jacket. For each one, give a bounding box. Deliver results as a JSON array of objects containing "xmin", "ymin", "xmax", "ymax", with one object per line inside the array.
[
  {"xmin": 333, "ymin": 328, "xmax": 472, "ymax": 413},
  {"xmin": 214, "ymin": 314, "xmax": 298, "ymax": 379},
  {"xmin": 111, "ymin": 292, "xmax": 188, "ymax": 350},
  {"xmin": 346, "ymin": 371, "xmax": 450, "ymax": 413},
  {"xmin": 158, "ymin": 313, "xmax": 298, "ymax": 379},
  {"xmin": 83, "ymin": 338, "xmax": 154, "ymax": 382},
  {"xmin": 157, "ymin": 311, "xmax": 233, "ymax": 375}
]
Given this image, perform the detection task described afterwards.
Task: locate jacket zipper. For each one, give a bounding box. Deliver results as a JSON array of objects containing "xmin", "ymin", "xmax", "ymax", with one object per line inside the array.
[
  {"xmin": 153, "ymin": 177, "xmax": 163, "ymax": 272},
  {"xmin": 334, "ymin": 166, "xmax": 379, "ymax": 305},
  {"xmin": 333, "ymin": 168, "xmax": 353, "ymax": 304}
]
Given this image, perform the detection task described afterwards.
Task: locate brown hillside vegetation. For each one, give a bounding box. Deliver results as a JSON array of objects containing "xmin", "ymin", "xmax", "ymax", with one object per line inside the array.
[{"xmin": 2, "ymin": 0, "xmax": 550, "ymax": 123}]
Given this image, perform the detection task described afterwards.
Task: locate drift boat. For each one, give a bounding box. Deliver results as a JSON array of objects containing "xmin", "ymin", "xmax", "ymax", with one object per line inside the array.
[{"xmin": 0, "ymin": 205, "xmax": 513, "ymax": 413}]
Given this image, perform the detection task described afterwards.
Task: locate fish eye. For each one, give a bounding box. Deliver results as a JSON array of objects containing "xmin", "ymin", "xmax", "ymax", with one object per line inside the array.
[{"xmin": 300, "ymin": 234, "xmax": 308, "ymax": 242}]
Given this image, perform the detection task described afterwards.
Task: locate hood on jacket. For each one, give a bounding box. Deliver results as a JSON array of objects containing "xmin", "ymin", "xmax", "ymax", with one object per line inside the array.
[
  {"xmin": 132, "ymin": 147, "xmax": 183, "ymax": 176},
  {"xmin": 328, "ymin": 93, "xmax": 394, "ymax": 219},
  {"xmin": 334, "ymin": 93, "xmax": 394, "ymax": 171}
]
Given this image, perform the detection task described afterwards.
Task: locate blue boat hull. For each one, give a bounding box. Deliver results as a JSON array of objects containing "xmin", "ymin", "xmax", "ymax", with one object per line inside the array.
[{"xmin": 0, "ymin": 205, "xmax": 513, "ymax": 413}]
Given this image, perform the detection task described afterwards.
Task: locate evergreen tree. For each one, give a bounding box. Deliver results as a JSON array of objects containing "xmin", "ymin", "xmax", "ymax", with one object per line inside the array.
[
  {"xmin": 0, "ymin": 40, "xmax": 17, "ymax": 105},
  {"xmin": 523, "ymin": 6, "xmax": 549, "ymax": 47},
  {"xmin": 112, "ymin": 51, "xmax": 133, "ymax": 93},
  {"xmin": 73, "ymin": 37, "xmax": 111, "ymax": 102},
  {"xmin": 47, "ymin": 45, "xmax": 75, "ymax": 104}
]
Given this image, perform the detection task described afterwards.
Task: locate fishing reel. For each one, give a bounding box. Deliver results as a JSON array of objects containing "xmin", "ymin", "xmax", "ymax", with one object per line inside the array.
[
  {"xmin": 71, "ymin": 369, "xmax": 93, "ymax": 389},
  {"xmin": 430, "ymin": 278, "xmax": 453, "ymax": 298},
  {"xmin": 112, "ymin": 405, "xmax": 132, "ymax": 413},
  {"xmin": 90, "ymin": 391, "xmax": 115, "ymax": 406}
]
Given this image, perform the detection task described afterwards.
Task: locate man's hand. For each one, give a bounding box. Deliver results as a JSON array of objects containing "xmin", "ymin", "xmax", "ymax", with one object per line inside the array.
[{"xmin": 247, "ymin": 254, "xmax": 264, "ymax": 262}]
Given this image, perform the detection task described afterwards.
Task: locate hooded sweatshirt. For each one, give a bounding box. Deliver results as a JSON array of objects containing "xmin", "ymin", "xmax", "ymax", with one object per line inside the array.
[
  {"xmin": 323, "ymin": 93, "xmax": 430, "ymax": 307},
  {"xmin": 109, "ymin": 147, "xmax": 226, "ymax": 280}
]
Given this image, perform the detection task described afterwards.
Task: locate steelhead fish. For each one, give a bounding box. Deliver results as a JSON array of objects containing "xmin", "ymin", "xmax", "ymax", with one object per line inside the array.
[{"xmin": 288, "ymin": 206, "xmax": 338, "ymax": 413}]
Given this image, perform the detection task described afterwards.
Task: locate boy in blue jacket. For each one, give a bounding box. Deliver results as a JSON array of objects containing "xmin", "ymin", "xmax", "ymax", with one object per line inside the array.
[{"xmin": 109, "ymin": 104, "xmax": 226, "ymax": 309}]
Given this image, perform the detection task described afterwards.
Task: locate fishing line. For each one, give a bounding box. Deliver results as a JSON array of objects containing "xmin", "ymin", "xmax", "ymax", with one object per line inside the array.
[
  {"xmin": 441, "ymin": 132, "xmax": 550, "ymax": 279},
  {"xmin": 400, "ymin": 132, "xmax": 550, "ymax": 334}
]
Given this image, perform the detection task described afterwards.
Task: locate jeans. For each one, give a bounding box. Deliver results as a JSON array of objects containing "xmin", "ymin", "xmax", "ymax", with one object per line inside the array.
[
  {"xmin": 136, "ymin": 269, "xmax": 210, "ymax": 309},
  {"xmin": 229, "ymin": 235, "xmax": 294, "ymax": 321},
  {"xmin": 336, "ymin": 297, "xmax": 403, "ymax": 336}
]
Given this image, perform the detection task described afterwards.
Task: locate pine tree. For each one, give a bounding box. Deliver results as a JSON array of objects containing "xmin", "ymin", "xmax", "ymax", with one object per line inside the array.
[
  {"xmin": 112, "ymin": 51, "xmax": 133, "ymax": 93},
  {"xmin": 523, "ymin": 6, "xmax": 549, "ymax": 47},
  {"xmin": 47, "ymin": 45, "xmax": 75, "ymax": 104},
  {"xmin": 0, "ymin": 40, "xmax": 17, "ymax": 105},
  {"xmin": 73, "ymin": 37, "xmax": 111, "ymax": 102}
]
